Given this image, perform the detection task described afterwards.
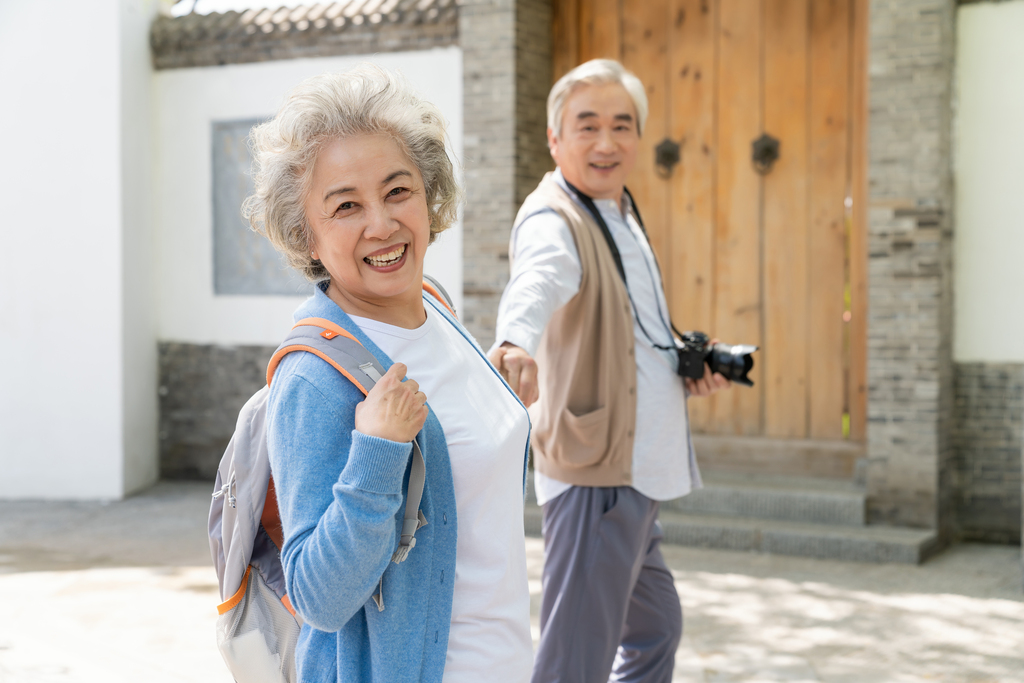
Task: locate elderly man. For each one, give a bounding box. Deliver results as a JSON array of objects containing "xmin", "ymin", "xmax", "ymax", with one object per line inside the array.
[{"xmin": 489, "ymin": 59, "xmax": 730, "ymax": 682}]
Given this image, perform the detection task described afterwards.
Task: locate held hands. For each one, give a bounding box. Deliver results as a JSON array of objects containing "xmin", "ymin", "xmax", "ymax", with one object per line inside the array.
[
  {"xmin": 488, "ymin": 342, "xmax": 539, "ymax": 408},
  {"xmin": 354, "ymin": 363, "xmax": 428, "ymax": 443}
]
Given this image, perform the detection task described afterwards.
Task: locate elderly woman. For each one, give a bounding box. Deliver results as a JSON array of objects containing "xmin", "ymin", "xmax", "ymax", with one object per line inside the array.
[{"xmin": 244, "ymin": 65, "xmax": 533, "ymax": 682}]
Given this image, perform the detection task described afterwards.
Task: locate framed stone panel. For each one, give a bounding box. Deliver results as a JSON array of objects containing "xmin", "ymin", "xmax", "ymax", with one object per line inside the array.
[{"xmin": 212, "ymin": 118, "xmax": 308, "ymax": 296}]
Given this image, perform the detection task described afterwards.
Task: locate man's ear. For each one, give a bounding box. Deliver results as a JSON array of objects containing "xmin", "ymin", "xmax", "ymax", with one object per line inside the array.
[{"xmin": 546, "ymin": 127, "xmax": 559, "ymax": 160}]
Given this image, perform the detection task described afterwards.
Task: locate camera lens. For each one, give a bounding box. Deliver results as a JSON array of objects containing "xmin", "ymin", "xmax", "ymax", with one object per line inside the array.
[{"xmin": 707, "ymin": 344, "xmax": 758, "ymax": 387}]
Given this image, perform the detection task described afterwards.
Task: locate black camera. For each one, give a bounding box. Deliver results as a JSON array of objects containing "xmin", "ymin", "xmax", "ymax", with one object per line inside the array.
[{"xmin": 676, "ymin": 331, "xmax": 758, "ymax": 387}]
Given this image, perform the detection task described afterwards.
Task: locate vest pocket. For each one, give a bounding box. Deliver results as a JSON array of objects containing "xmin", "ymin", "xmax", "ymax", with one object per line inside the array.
[{"xmin": 555, "ymin": 406, "xmax": 610, "ymax": 468}]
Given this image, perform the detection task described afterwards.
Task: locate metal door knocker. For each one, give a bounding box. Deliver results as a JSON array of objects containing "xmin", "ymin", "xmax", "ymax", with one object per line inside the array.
[
  {"xmin": 655, "ymin": 138, "xmax": 681, "ymax": 178},
  {"xmin": 751, "ymin": 133, "xmax": 780, "ymax": 174}
]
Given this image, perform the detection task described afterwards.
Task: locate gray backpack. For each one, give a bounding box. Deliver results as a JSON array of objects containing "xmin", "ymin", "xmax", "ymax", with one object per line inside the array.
[{"xmin": 209, "ymin": 279, "xmax": 454, "ymax": 683}]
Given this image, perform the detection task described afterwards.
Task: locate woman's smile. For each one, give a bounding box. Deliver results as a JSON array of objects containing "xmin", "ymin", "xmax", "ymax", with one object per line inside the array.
[{"xmin": 363, "ymin": 243, "xmax": 408, "ymax": 270}]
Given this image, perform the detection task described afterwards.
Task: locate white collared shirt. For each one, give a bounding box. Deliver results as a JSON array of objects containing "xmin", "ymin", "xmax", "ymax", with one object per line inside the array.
[{"xmin": 493, "ymin": 170, "xmax": 702, "ymax": 504}]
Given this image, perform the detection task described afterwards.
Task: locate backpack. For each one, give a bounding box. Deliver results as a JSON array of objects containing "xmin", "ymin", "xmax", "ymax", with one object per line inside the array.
[{"xmin": 208, "ymin": 278, "xmax": 455, "ymax": 683}]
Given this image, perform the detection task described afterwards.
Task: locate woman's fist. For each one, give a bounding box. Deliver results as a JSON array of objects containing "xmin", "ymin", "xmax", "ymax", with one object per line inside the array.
[{"xmin": 354, "ymin": 363, "xmax": 428, "ymax": 443}]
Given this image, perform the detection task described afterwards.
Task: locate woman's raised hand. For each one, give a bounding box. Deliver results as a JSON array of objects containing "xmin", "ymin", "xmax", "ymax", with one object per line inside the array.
[{"xmin": 354, "ymin": 363, "xmax": 428, "ymax": 443}]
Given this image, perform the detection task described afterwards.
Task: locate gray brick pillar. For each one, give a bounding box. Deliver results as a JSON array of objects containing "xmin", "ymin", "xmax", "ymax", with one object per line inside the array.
[
  {"xmin": 460, "ymin": 0, "xmax": 552, "ymax": 347},
  {"xmin": 866, "ymin": 0, "xmax": 957, "ymax": 532}
]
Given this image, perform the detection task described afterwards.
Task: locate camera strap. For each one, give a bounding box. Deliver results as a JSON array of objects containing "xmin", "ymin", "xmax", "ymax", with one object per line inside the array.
[{"xmin": 563, "ymin": 180, "xmax": 685, "ymax": 352}]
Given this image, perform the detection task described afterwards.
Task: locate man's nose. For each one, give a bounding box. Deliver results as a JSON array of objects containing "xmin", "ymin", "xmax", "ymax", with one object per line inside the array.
[
  {"xmin": 594, "ymin": 128, "xmax": 616, "ymax": 153},
  {"xmin": 364, "ymin": 202, "xmax": 398, "ymax": 239}
]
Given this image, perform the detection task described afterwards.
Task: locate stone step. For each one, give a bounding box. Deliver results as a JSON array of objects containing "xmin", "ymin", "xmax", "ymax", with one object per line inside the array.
[
  {"xmin": 661, "ymin": 472, "xmax": 867, "ymax": 526},
  {"xmin": 523, "ymin": 505, "xmax": 938, "ymax": 565}
]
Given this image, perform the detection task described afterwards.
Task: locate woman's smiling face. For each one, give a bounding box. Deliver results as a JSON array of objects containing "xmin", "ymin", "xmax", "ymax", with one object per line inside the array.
[{"xmin": 304, "ymin": 134, "xmax": 431, "ymax": 326}]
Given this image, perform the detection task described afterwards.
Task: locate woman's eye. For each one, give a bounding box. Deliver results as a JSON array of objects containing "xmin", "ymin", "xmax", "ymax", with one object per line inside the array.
[{"xmin": 387, "ymin": 187, "xmax": 408, "ymax": 198}]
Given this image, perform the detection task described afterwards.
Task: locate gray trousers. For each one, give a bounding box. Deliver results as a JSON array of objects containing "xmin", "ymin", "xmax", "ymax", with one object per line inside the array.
[{"xmin": 531, "ymin": 486, "xmax": 683, "ymax": 683}]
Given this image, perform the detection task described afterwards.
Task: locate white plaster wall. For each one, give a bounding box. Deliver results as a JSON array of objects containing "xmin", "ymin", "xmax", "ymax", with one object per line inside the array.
[
  {"xmin": 153, "ymin": 48, "xmax": 464, "ymax": 346},
  {"xmin": 121, "ymin": 0, "xmax": 161, "ymax": 494},
  {"xmin": 0, "ymin": 0, "xmax": 128, "ymax": 498},
  {"xmin": 954, "ymin": 0, "xmax": 1024, "ymax": 362}
]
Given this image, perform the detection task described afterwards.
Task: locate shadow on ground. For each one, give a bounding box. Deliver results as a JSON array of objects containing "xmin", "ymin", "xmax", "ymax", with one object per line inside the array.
[{"xmin": 1, "ymin": 481, "xmax": 1021, "ymax": 682}]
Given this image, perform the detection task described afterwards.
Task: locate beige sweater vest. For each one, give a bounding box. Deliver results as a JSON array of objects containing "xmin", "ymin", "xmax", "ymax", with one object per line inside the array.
[{"xmin": 512, "ymin": 173, "xmax": 639, "ymax": 487}]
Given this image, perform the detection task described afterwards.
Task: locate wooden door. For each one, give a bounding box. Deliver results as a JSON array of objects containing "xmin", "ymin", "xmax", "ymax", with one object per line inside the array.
[{"xmin": 553, "ymin": 0, "xmax": 868, "ymax": 442}]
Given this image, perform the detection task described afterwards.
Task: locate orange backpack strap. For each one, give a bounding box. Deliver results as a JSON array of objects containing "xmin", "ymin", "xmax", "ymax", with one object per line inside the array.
[
  {"xmin": 422, "ymin": 275, "xmax": 456, "ymax": 318},
  {"xmin": 265, "ymin": 318, "xmax": 379, "ymax": 392},
  {"xmin": 262, "ymin": 315, "xmax": 427, "ymax": 568}
]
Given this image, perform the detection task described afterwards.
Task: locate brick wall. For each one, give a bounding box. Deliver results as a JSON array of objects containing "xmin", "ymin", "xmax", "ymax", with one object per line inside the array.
[
  {"xmin": 461, "ymin": 0, "xmax": 517, "ymax": 345},
  {"xmin": 953, "ymin": 363, "xmax": 1024, "ymax": 544},
  {"xmin": 158, "ymin": 343, "xmax": 274, "ymax": 480},
  {"xmin": 460, "ymin": 0, "xmax": 553, "ymax": 346},
  {"xmin": 515, "ymin": 0, "xmax": 554, "ymax": 207},
  {"xmin": 865, "ymin": 0, "xmax": 957, "ymax": 530}
]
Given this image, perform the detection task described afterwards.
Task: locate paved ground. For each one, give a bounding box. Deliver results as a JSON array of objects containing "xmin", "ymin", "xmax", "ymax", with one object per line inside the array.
[{"xmin": 0, "ymin": 481, "xmax": 1021, "ymax": 682}]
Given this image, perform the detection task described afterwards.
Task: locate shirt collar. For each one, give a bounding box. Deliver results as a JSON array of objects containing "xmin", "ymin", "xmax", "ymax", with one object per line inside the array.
[{"xmin": 553, "ymin": 167, "xmax": 629, "ymax": 219}]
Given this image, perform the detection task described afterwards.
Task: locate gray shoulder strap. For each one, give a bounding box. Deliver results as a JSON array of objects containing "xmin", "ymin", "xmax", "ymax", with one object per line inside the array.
[
  {"xmin": 275, "ymin": 326, "xmax": 427, "ymax": 565},
  {"xmin": 422, "ymin": 274, "xmax": 456, "ymax": 315}
]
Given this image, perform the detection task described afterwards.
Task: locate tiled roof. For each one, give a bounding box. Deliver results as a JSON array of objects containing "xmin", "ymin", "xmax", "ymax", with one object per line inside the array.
[{"xmin": 152, "ymin": 0, "xmax": 459, "ymax": 69}]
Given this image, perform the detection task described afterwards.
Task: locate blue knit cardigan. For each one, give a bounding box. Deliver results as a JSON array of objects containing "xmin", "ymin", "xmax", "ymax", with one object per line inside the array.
[{"xmin": 266, "ymin": 284, "xmax": 529, "ymax": 683}]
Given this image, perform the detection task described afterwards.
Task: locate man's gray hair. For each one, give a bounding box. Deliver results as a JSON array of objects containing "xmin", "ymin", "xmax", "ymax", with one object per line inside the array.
[
  {"xmin": 243, "ymin": 64, "xmax": 462, "ymax": 282},
  {"xmin": 547, "ymin": 59, "xmax": 649, "ymax": 138}
]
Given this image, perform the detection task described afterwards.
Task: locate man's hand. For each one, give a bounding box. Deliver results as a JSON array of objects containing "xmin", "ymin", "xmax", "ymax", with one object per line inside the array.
[
  {"xmin": 354, "ymin": 363, "xmax": 429, "ymax": 443},
  {"xmin": 684, "ymin": 366, "xmax": 731, "ymax": 397},
  {"xmin": 488, "ymin": 342, "xmax": 539, "ymax": 408},
  {"xmin": 684, "ymin": 337, "xmax": 732, "ymax": 397}
]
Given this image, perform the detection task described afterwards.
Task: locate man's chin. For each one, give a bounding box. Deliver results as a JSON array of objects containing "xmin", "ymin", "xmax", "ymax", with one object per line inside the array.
[{"xmin": 584, "ymin": 178, "xmax": 624, "ymax": 199}]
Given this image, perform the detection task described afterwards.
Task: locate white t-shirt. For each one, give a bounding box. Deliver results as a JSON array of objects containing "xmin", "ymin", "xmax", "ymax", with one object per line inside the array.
[
  {"xmin": 493, "ymin": 169, "xmax": 702, "ymax": 505},
  {"xmin": 351, "ymin": 300, "xmax": 533, "ymax": 683}
]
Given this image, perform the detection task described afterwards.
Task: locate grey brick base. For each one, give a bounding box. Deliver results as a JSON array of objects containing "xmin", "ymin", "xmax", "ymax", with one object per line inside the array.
[
  {"xmin": 158, "ymin": 343, "xmax": 274, "ymax": 480},
  {"xmin": 953, "ymin": 362, "xmax": 1024, "ymax": 544}
]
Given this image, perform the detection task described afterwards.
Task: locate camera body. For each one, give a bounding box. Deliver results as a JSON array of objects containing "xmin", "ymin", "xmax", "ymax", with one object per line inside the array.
[{"xmin": 676, "ymin": 331, "xmax": 758, "ymax": 387}]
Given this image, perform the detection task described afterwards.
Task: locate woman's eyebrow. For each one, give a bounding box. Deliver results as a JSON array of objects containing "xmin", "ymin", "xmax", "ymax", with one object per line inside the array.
[
  {"xmin": 382, "ymin": 170, "xmax": 413, "ymax": 185},
  {"xmin": 322, "ymin": 170, "xmax": 412, "ymax": 202},
  {"xmin": 323, "ymin": 186, "xmax": 356, "ymax": 202}
]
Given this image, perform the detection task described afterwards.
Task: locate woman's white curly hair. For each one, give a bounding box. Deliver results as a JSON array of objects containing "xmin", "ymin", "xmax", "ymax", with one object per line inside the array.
[{"xmin": 243, "ymin": 64, "xmax": 462, "ymax": 282}]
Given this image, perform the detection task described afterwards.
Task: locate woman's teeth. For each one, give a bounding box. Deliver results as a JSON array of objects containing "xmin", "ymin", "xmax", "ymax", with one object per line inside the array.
[{"xmin": 365, "ymin": 244, "xmax": 406, "ymax": 267}]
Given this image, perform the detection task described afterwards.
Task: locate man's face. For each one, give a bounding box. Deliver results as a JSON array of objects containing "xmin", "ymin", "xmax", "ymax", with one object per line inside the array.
[{"xmin": 548, "ymin": 82, "xmax": 640, "ymax": 201}]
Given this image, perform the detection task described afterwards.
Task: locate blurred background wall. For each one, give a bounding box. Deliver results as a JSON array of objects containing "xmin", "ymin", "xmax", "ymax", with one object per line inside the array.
[
  {"xmin": 0, "ymin": 0, "xmax": 1020, "ymax": 552},
  {"xmin": 953, "ymin": 0, "xmax": 1024, "ymax": 543}
]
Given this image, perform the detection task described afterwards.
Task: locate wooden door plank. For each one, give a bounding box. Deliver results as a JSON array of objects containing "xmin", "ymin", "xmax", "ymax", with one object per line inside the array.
[
  {"xmin": 807, "ymin": 0, "xmax": 850, "ymax": 440},
  {"xmin": 848, "ymin": 0, "xmax": 868, "ymax": 441},
  {"xmin": 580, "ymin": 0, "xmax": 622, "ymax": 62},
  {"xmin": 762, "ymin": 0, "xmax": 809, "ymax": 438},
  {"xmin": 552, "ymin": 0, "xmax": 581, "ymax": 82},
  {"xmin": 622, "ymin": 0, "xmax": 671, "ymax": 267},
  {"xmin": 711, "ymin": 0, "xmax": 762, "ymax": 435},
  {"xmin": 669, "ymin": 0, "xmax": 717, "ymax": 432}
]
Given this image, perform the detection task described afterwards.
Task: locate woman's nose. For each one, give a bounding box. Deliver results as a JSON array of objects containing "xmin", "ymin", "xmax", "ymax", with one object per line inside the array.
[{"xmin": 363, "ymin": 203, "xmax": 397, "ymax": 239}]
